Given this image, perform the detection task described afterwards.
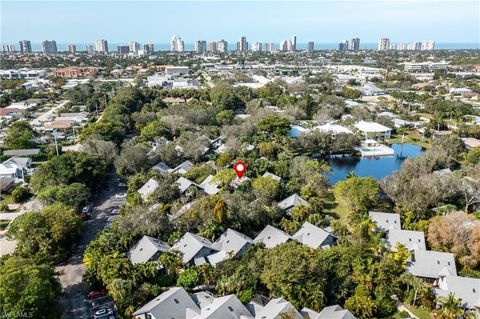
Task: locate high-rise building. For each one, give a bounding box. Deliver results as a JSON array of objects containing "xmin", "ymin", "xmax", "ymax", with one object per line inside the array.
[
  {"xmin": 171, "ymin": 35, "xmax": 184, "ymax": 52},
  {"xmin": 390, "ymin": 43, "xmax": 404, "ymax": 50},
  {"xmin": 264, "ymin": 42, "xmax": 275, "ymax": 52},
  {"xmin": 421, "ymin": 40, "xmax": 435, "ymax": 51},
  {"xmin": 194, "ymin": 40, "xmax": 207, "ymax": 54},
  {"xmin": 42, "ymin": 40, "xmax": 57, "ymax": 54},
  {"xmin": 307, "ymin": 41, "xmax": 314, "ymax": 52},
  {"xmin": 85, "ymin": 44, "xmax": 94, "ymax": 53},
  {"xmin": 67, "ymin": 44, "xmax": 76, "ymax": 54},
  {"xmin": 19, "ymin": 40, "xmax": 32, "ymax": 53},
  {"xmin": 252, "ymin": 42, "xmax": 262, "ymax": 52},
  {"xmin": 207, "ymin": 41, "xmax": 218, "ymax": 53},
  {"xmin": 237, "ymin": 36, "xmax": 248, "ymax": 52},
  {"xmin": 350, "ymin": 38, "xmax": 360, "ymax": 51},
  {"xmin": 217, "ymin": 40, "xmax": 228, "ymax": 52},
  {"xmin": 377, "ymin": 38, "xmax": 390, "ymax": 50},
  {"xmin": 280, "ymin": 40, "xmax": 289, "ymax": 52},
  {"xmin": 95, "ymin": 39, "xmax": 108, "ymax": 53},
  {"xmin": 117, "ymin": 45, "xmax": 129, "ymax": 54},
  {"xmin": 2, "ymin": 44, "xmax": 15, "ymax": 53},
  {"xmin": 144, "ymin": 43, "xmax": 154, "ymax": 54},
  {"xmin": 291, "ymin": 35, "xmax": 297, "ymax": 51},
  {"xmin": 338, "ymin": 40, "xmax": 349, "ymax": 51},
  {"xmin": 129, "ymin": 42, "xmax": 140, "ymax": 53}
]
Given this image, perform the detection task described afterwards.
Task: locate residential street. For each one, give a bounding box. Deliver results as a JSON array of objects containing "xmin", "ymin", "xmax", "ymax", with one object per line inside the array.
[{"xmin": 56, "ymin": 173, "xmax": 125, "ymax": 319}]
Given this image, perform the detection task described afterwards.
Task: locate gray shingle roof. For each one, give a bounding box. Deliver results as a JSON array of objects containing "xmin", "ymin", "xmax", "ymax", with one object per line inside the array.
[
  {"xmin": 138, "ymin": 178, "xmax": 159, "ymax": 200},
  {"xmin": 315, "ymin": 305, "xmax": 356, "ymax": 319},
  {"xmin": 292, "ymin": 222, "xmax": 336, "ymax": 249},
  {"xmin": 209, "ymin": 229, "xmax": 253, "ymax": 266},
  {"xmin": 171, "ymin": 232, "xmax": 218, "ymax": 264},
  {"xmin": 176, "ymin": 176, "xmax": 201, "ymax": 194},
  {"xmin": 253, "ymin": 297, "xmax": 303, "ymax": 319},
  {"xmin": 277, "ymin": 194, "xmax": 310, "ymax": 210},
  {"xmin": 386, "ymin": 229, "xmax": 426, "ymax": 252},
  {"xmin": 435, "ymin": 276, "xmax": 480, "ymax": 309},
  {"xmin": 199, "ymin": 175, "xmax": 220, "ymax": 195},
  {"xmin": 132, "ymin": 287, "xmax": 200, "ymax": 318},
  {"xmin": 368, "ymin": 211, "xmax": 401, "ymax": 232},
  {"xmin": 253, "ymin": 225, "xmax": 291, "ymax": 248},
  {"xmin": 128, "ymin": 235, "xmax": 170, "ymax": 265},
  {"xmin": 196, "ymin": 295, "xmax": 253, "ymax": 318},
  {"xmin": 407, "ymin": 250, "xmax": 457, "ymax": 279}
]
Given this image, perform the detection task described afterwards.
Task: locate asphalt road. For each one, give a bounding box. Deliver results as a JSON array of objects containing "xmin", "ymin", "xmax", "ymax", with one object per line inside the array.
[{"xmin": 56, "ymin": 173, "xmax": 126, "ymax": 319}]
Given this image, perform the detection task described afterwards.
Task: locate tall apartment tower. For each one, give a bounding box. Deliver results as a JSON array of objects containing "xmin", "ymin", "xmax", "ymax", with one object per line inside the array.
[
  {"xmin": 194, "ymin": 40, "xmax": 207, "ymax": 54},
  {"xmin": 264, "ymin": 42, "xmax": 275, "ymax": 52},
  {"xmin": 85, "ymin": 44, "xmax": 94, "ymax": 53},
  {"xmin": 95, "ymin": 39, "xmax": 109, "ymax": 53},
  {"xmin": 307, "ymin": 41, "xmax": 314, "ymax": 52},
  {"xmin": 67, "ymin": 44, "xmax": 76, "ymax": 53},
  {"xmin": 350, "ymin": 38, "xmax": 360, "ymax": 51},
  {"xmin": 42, "ymin": 40, "xmax": 57, "ymax": 54},
  {"xmin": 171, "ymin": 35, "xmax": 184, "ymax": 52},
  {"xmin": 19, "ymin": 40, "xmax": 32, "ymax": 53},
  {"xmin": 338, "ymin": 40, "xmax": 349, "ymax": 51},
  {"xmin": 377, "ymin": 38, "xmax": 390, "ymax": 50},
  {"xmin": 2, "ymin": 45, "xmax": 15, "ymax": 53},
  {"xmin": 421, "ymin": 40, "xmax": 435, "ymax": 51},
  {"xmin": 252, "ymin": 42, "xmax": 262, "ymax": 52},
  {"xmin": 237, "ymin": 36, "xmax": 248, "ymax": 52},
  {"xmin": 207, "ymin": 41, "xmax": 218, "ymax": 53},
  {"xmin": 129, "ymin": 42, "xmax": 140, "ymax": 53},
  {"xmin": 291, "ymin": 35, "xmax": 297, "ymax": 51},
  {"xmin": 217, "ymin": 40, "xmax": 228, "ymax": 52},
  {"xmin": 117, "ymin": 45, "xmax": 129, "ymax": 54},
  {"xmin": 144, "ymin": 43, "xmax": 154, "ymax": 54}
]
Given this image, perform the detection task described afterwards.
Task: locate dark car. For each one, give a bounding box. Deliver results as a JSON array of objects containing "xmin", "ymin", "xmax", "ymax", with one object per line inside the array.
[{"xmin": 87, "ymin": 289, "xmax": 106, "ymax": 300}]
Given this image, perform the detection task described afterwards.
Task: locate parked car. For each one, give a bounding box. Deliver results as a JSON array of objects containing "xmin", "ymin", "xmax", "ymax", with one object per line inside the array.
[
  {"xmin": 107, "ymin": 216, "xmax": 118, "ymax": 223},
  {"xmin": 87, "ymin": 289, "xmax": 106, "ymax": 300},
  {"xmin": 110, "ymin": 209, "xmax": 120, "ymax": 215},
  {"xmin": 93, "ymin": 308, "xmax": 113, "ymax": 319},
  {"xmin": 91, "ymin": 296, "xmax": 114, "ymax": 310},
  {"xmin": 82, "ymin": 206, "xmax": 92, "ymax": 214},
  {"xmin": 80, "ymin": 211, "xmax": 90, "ymax": 221},
  {"xmin": 118, "ymin": 182, "xmax": 127, "ymax": 188},
  {"xmin": 114, "ymin": 193, "xmax": 126, "ymax": 199}
]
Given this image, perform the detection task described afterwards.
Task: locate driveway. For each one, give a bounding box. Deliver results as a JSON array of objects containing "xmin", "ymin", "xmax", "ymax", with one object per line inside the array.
[{"xmin": 57, "ymin": 173, "xmax": 125, "ymax": 319}]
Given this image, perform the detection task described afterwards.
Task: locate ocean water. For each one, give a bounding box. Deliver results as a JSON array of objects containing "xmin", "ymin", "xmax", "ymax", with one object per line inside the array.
[{"xmin": 7, "ymin": 42, "xmax": 480, "ymax": 52}]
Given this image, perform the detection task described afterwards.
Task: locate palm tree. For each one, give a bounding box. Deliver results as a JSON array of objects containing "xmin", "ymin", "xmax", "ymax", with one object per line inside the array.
[{"xmin": 436, "ymin": 293, "xmax": 464, "ymax": 319}]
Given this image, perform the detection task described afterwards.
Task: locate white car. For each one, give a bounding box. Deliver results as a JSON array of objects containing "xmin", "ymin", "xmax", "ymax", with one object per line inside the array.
[
  {"xmin": 114, "ymin": 193, "xmax": 126, "ymax": 199},
  {"xmin": 107, "ymin": 216, "xmax": 118, "ymax": 223},
  {"xmin": 94, "ymin": 308, "xmax": 113, "ymax": 319},
  {"xmin": 110, "ymin": 209, "xmax": 120, "ymax": 215}
]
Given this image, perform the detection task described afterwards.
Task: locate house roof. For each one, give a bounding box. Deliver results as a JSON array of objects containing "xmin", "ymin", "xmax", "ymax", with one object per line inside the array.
[
  {"xmin": 354, "ymin": 121, "xmax": 391, "ymax": 133},
  {"xmin": 200, "ymin": 175, "xmax": 220, "ymax": 195},
  {"xmin": 277, "ymin": 194, "xmax": 310, "ymax": 210},
  {"xmin": 253, "ymin": 225, "xmax": 291, "ymax": 248},
  {"xmin": 152, "ymin": 161, "xmax": 171, "ymax": 175},
  {"xmin": 171, "ymin": 232, "xmax": 217, "ymax": 264},
  {"xmin": 435, "ymin": 276, "xmax": 480, "ymax": 309},
  {"xmin": 176, "ymin": 176, "xmax": 201, "ymax": 193},
  {"xmin": 386, "ymin": 229, "xmax": 426, "ymax": 252},
  {"xmin": 253, "ymin": 297, "xmax": 303, "ymax": 319},
  {"xmin": 368, "ymin": 211, "xmax": 401, "ymax": 232},
  {"xmin": 262, "ymin": 172, "xmax": 282, "ymax": 182},
  {"xmin": 212, "ymin": 228, "xmax": 253, "ymax": 258},
  {"xmin": 316, "ymin": 305, "xmax": 356, "ymax": 319},
  {"xmin": 315, "ymin": 123, "xmax": 353, "ymax": 135},
  {"xmin": 138, "ymin": 178, "xmax": 159, "ymax": 200},
  {"xmin": 407, "ymin": 250, "xmax": 457, "ymax": 279},
  {"xmin": 172, "ymin": 160, "xmax": 194, "ymax": 174},
  {"xmin": 292, "ymin": 222, "xmax": 335, "ymax": 249},
  {"xmin": 195, "ymin": 294, "xmax": 253, "ymax": 319},
  {"xmin": 128, "ymin": 235, "xmax": 170, "ymax": 265},
  {"xmin": 132, "ymin": 287, "xmax": 200, "ymax": 318},
  {"xmin": 191, "ymin": 291, "xmax": 216, "ymax": 309},
  {"xmin": 3, "ymin": 149, "xmax": 40, "ymax": 156}
]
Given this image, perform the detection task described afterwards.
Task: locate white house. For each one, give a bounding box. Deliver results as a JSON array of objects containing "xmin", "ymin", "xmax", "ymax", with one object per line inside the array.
[{"xmin": 354, "ymin": 121, "xmax": 392, "ymax": 140}]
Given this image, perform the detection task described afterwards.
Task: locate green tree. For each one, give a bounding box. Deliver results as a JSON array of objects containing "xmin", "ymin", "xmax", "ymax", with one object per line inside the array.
[
  {"xmin": 10, "ymin": 186, "xmax": 30, "ymax": 203},
  {"xmin": 257, "ymin": 115, "xmax": 291, "ymax": 139},
  {"xmin": 435, "ymin": 293, "xmax": 464, "ymax": 319},
  {"xmin": 465, "ymin": 147, "xmax": 480, "ymax": 165},
  {"xmin": 333, "ymin": 176, "xmax": 379, "ymax": 218},
  {"xmin": 345, "ymin": 286, "xmax": 376, "ymax": 319},
  {"xmin": 140, "ymin": 120, "xmax": 170, "ymax": 142},
  {"xmin": 3, "ymin": 121, "xmax": 36, "ymax": 149},
  {"xmin": 177, "ymin": 268, "xmax": 200, "ymax": 291},
  {"xmin": 252, "ymin": 176, "xmax": 280, "ymax": 200},
  {"xmin": 79, "ymin": 121, "xmax": 125, "ymax": 144},
  {"xmin": 37, "ymin": 183, "xmax": 90, "ymax": 209},
  {"xmin": 0, "ymin": 257, "xmax": 61, "ymax": 319},
  {"xmin": 210, "ymin": 86, "xmax": 245, "ymax": 111}
]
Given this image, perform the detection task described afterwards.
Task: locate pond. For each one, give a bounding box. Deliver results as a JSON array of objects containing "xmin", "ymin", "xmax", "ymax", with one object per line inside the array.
[{"xmin": 326, "ymin": 143, "xmax": 424, "ymax": 184}]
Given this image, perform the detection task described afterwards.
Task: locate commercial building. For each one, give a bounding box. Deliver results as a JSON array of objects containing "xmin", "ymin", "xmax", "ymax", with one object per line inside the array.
[
  {"xmin": 53, "ymin": 66, "xmax": 99, "ymax": 78},
  {"xmin": 19, "ymin": 40, "xmax": 32, "ymax": 53},
  {"xmin": 117, "ymin": 45, "xmax": 129, "ymax": 54},
  {"xmin": 307, "ymin": 41, "xmax": 314, "ymax": 52},
  {"xmin": 171, "ymin": 35, "xmax": 184, "ymax": 52},
  {"xmin": 338, "ymin": 40, "xmax": 349, "ymax": 51},
  {"xmin": 67, "ymin": 44, "xmax": 76, "ymax": 54},
  {"xmin": 95, "ymin": 39, "xmax": 108, "ymax": 53},
  {"xmin": 165, "ymin": 66, "xmax": 190, "ymax": 76},
  {"xmin": 194, "ymin": 40, "xmax": 207, "ymax": 54},
  {"xmin": 237, "ymin": 36, "xmax": 248, "ymax": 52},
  {"xmin": 42, "ymin": 40, "xmax": 57, "ymax": 54},
  {"xmin": 129, "ymin": 42, "xmax": 140, "ymax": 53},
  {"xmin": 0, "ymin": 69, "xmax": 47, "ymax": 79},
  {"xmin": 252, "ymin": 42, "xmax": 262, "ymax": 52},
  {"xmin": 377, "ymin": 37, "xmax": 390, "ymax": 50},
  {"xmin": 350, "ymin": 37, "xmax": 360, "ymax": 51}
]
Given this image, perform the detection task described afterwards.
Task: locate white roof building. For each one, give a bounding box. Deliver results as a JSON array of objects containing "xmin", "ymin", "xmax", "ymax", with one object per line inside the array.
[
  {"xmin": 315, "ymin": 123, "xmax": 353, "ymax": 135},
  {"xmin": 277, "ymin": 194, "xmax": 310, "ymax": 211},
  {"xmin": 386, "ymin": 229, "xmax": 426, "ymax": 252},
  {"xmin": 368, "ymin": 212, "xmax": 401, "ymax": 232},
  {"xmin": 435, "ymin": 276, "xmax": 480, "ymax": 309},
  {"xmin": 407, "ymin": 250, "xmax": 457, "ymax": 280},
  {"xmin": 354, "ymin": 121, "xmax": 391, "ymax": 140},
  {"xmin": 208, "ymin": 229, "xmax": 253, "ymax": 266},
  {"xmin": 292, "ymin": 222, "xmax": 336, "ymax": 249},
  {"xmin": 128, "ymin": 235, "xmax": 171, "ymax": 265},
  {"xmin": 253, "ymin": 225, "xmax": 291, "ymax": 248},
  {"xmin": 138, "ymin": 178, "xmax": 159, "ymax": 200},
  {"xmin": 171, "ymin": 232, "xmax": 218, "ymax": 265}
]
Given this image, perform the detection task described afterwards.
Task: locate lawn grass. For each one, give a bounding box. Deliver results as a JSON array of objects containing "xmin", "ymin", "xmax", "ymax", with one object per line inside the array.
[
  {"xmin": 323, "ymin": 191, "xmax": 350, "ymax": 224},
  {"xmin": 386, "ymin": 135, "xmax": 431, "ymax": 149},
  {"xmin": 405, "ymin": 304, "xmax": 433, "ymax": 319}
]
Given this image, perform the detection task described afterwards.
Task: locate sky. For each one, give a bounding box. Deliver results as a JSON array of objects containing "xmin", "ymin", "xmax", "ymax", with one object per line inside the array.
[{"xmin": 1, "ymin": 0, "xmax": 479, "ymax": 44}]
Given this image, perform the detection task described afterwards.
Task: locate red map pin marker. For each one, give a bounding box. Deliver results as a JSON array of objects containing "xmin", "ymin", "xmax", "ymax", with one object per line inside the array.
[{"xmin": 234, "ymin": 161, "xmax": 246, "ymax": 178}]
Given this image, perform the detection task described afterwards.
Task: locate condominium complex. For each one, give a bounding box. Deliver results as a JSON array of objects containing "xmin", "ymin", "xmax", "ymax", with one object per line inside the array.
[
  {"xmin": 42, "ymin": 40, "xmax": 57, "ymax": 54},
  {"xmin": 307, "ymin": 41, "xmax": 314, "ymax": 52},
  {"xmin": 378, "ymin": 37, "xmax": 390, "ymax": 50},
  {"xmin": 117, "ymin": 45, "xmax": 129, "ymax": 54},
  {"xmin": 338, "ymin": 40, "xmax": 349, "ymax": 51},
  {"xmin": 85, "ymin": 44, "xmax": 94, "ymax": 53},
  {"xmin": 144, "ymin": 43, "xmax": 154, "ymax": 54},
  {"xmin": 67, "ymin": 44, "xmax": 76, "ymax": 54},
  {"xmin": 350, "ymin": 37, "xmax": 360, "ymax": 51},
  {"xmin": 194, "ymin": 40, "xmax": 207, "ymax": 54},
  {"xmin": 171, "ymin": 35, "xmax": 184, "ymax": 52},
  {"xmin": 264, "ymin": 42, "xmax": 275, "ymax": 52},
  {"xmin": 129, "ymin": 42, "xmax": 140, "ymax": 53},
  {"xmin": 95, "ymin": 39, "xmax": 108, "ymax": 53},
  {"xmin": 291, "ymin": 35, "xmax": 297, "ymax": 51},
  {"xmin": 237, "ymin": 36, "xmax": 248, "ymax": 52},
  {"xmin": 19, "ymin": 40, "xmax": 32, "ymax": 53},
  {"xmin": 252, "ymin": 42, "xmax": 262, "ymax": 52},
  {"xmin": 2, "ymin": 44, "xmax": 15, "ymax": 53}
]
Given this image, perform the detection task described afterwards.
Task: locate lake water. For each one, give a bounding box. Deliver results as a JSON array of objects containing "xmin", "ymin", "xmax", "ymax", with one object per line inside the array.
[{"xmin": 326, "ymin": 143, "xmax": 424, "ymax": 184}]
